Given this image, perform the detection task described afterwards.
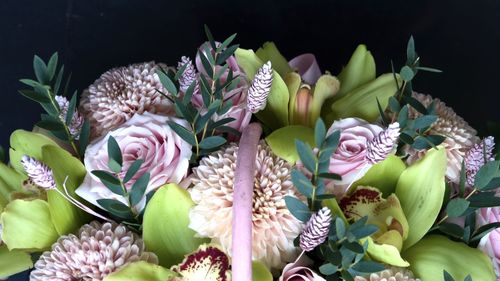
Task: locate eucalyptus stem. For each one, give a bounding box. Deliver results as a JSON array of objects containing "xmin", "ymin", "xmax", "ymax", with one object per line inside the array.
[{"xmin": 436, "ymin": 188, "xmax": 478, "ymax": 226}]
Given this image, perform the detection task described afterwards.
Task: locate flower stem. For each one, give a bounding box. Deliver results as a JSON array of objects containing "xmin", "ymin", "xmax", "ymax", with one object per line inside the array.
[{"xmin": 231, "ymin": 122, "xmax": 262, "ymax": 281}]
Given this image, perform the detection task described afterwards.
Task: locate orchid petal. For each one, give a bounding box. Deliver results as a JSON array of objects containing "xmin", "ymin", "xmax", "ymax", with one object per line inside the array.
[{"xmin": 288, "ymin": 53, "xmax": 322, "ymax": 85}]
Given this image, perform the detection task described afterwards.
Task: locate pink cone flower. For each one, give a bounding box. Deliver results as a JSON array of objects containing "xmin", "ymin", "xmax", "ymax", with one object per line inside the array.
[
  {"xmin": 279, "ymin": 255, "xmax": 326, "ymax": 281},
  {"xmin": 76, "ymin": 112, "xmax": 192, "ymax": 213},
  {"xmin": 326, "ymin": 118, "xmax": 383, "ymax": 196},
  {"xmin": 476, "ymin": 205, "xmax": 500, "ymax": 278},
  {"xmin": 192, "ymin": 42, "xmax": 251, "ymax": 137}
]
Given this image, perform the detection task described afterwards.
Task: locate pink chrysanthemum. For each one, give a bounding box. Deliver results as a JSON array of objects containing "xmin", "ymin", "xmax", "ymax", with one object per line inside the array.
[
  {"xmin": 79, "ymin": 62, "xmax": 173, "ymax": 138},
  {"xmin": 30, "ymin": 221, "xmax": 157, "ymax": 281},
  {"xmin": 407, "ymin": 93, "xmax": 479, "ymax": 183}
]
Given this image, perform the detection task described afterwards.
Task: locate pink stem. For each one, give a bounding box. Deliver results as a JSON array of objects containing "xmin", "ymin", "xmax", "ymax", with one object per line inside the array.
[{"xmin": 231, "ymin": 123, "xmax": 262, "ymax": 281}]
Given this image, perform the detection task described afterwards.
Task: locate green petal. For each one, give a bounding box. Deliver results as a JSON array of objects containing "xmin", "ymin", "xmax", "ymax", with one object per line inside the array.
[
  {"xmin": 265, "ymin": 125, "xmax": 315, "ymax": 164},
  {"xmin": 0, "ymin": 245, "xmax": 33, "ymax": 279},
  {"xmin": 9, "ymin": 130, "xmax": 58, "ymax": 173},
  {"xmin": 252, "ymin": 261, "xmax": 273, "ymax": 281},
  {"xmin": 142, "ymin": 184, "xmax": 209, "ymax": 267},
  {"xmin": 0, "ymin": 163, "xmax": 26, "ymax": 192},
  {"xmin": 285, "ymin": 72, "xmax": 303, "ymax": 125},
  {"xmin": 256, "ymin": 42, "xmax": 293, "ymax": 77},
  {"xmin": 325, "ymin": 73, "xmax": 399, "ymax": 124},
  {"xmin": 103, "ymin": 261, "xmax": 177, "ymax": 281},
  {"xmin": 309, "ymin": 74, "xmax": 340, "ymax": 127},
  {"xmin": 403, "ymin": 235, "xmax": 496, "ymax": 281},
  {"xmin": 42, "ymin": 145, "xmax": 91, "ymax": 235},
  {"xmin": 322, "ymin": 198, "xmax": 348, "ymax": 224},
  {"xmin": 235, "ymin": 48, "xmax": 289, "ymax": 129},
  {"xmin": 363, "ymin": 237, "xmax": 410, "ymax": 267},
  {"xmin": 337, "ymin": 44, "xmax": 376, "ymax": 98},
  {"xmin": 395, "ymin": 147, "xmax": 447, "ymax": 249},
  {"xmin": 351, "ymin": 155, "xmax": 406, "ymax": 197},
  {"xmin": 1, "ymin": 199, "xmax": 58, "ymax": 251}
]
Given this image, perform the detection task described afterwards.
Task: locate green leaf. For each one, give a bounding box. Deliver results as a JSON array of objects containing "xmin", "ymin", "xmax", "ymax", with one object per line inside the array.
[
  {"xmin": 446, "ymin": 198, "xmax": 470, "ymax": 218},
  {"xmin": 46, "ymin": 52, "xmax": 58, "ymax": 81},
  {"xmin": 65, "ymin": 91, "xmax": 78, "ymax": 126},
  {"xmin": 336, "ymin": 218, "xmax": 346, "ymax": 238},
  {"xmin": 107, "ymin": 136, "xmax": 123, "ymax": 171},
  {"xmin": 314, "ymin": 119, "xmax": 327, "ymax": 148},
  {"xmin": 404, "ymin": 96, "xmax": 428, "ymax": 115},
  {"xmin": 474, "ymin": 161, "xmax": 499, "ymax": 189},
  {"xmin": 403, "ymin": 235, "xmax": 495, "ymax": 281},
  {"xmin": 199, "ymin": 136, "xmax": 226, "ymax": 150},
  {"xmin": 167, "ymin": 121, "xmax": 196, "ymax": 146},
  {"xmin": 252, "ymin": 261, "xmax": 273, "ymax": 281},
  {"xmin": 97, "ymin": 199, "xmax": 133, "ymax": 219},
  {"xmin": 400, "ymin": 66, "xmax": 415, "ymax": 82},
  {"xmin": 412, "ymin": 115, "xmax": 437, "ymax": 130},
  {"xmin": 218, "ymin": 33, "xmax": 237, "ymax": 52},
  {"xmin": 291, "ymin": 169, "xmax": 313, "ymax": 197},
  {"xmin": 406, "ymin": 36, "xmax": 417, "ymax": 64},
  {"xmin": 143, "ymin": 184, "xmax": 209, "ymax": 267},
  {"xmin": 444, "ymin": 271, "xmax": 456, "ymax": 281},
  {"xmin": 18, "ymin": 89, "xmax": 51, "ymax": 103},
  {"xmin": 36, "ymin": 117, "xmax": 65, "ymax": 131},
  {"xmin": 79, "ymin": 119, "xmax": 91, "ymax": 157},
  {"xmin": 216, "ymin": 44, "xmax": 239, "ymax": 65},
  {"xmin": 265, "ymin": 125, "xmax": 315, "ymax": 164},
  {"xmin": 468, "ymin": 191, "xmax": 500, "ymax": 208},
  {"xmin": 439, "ymin": 223, "xmax": 465, "ymax": 239},
  {"xmin": 398, "ymin": 105, "xmax": 409, "ymax": 128},
  {"xmin": 33, "ymin": 55, "xmax": 49, "ymax": 84},
  {"xmin": 102, "ymin": 261, "xmax": 177, "ymax": 281},
  {"xmin": 53, "ymin": 65, "xmax": 64, "ymax": 95},
  {"xmin": 0, "ymin": 245, "xmax": 33, "ymax": 278},
  {"xmin": 130, "ymin": 172, "xmax": 150, "ymax": 207},
  {"xmin": 388, "ymin": 96, "xmax": 400, "ymax": 112},
  {"xmin": 295, "ymin": 140, "xmax": 316, "ymax": 173},
  {"xmin": 351, "ymin": 261, "xmax": 385, "ymax": 273},
  {"xmin": 317, "ymin": 172, "xmax": 342, "ymax": 180},
  {"xmin": 284, "ymin": 196, "xmax": 311, "ymax": 222},
  {"xmin": 198, "ymin": 50, "xmax": 214, "ymax": 78},
  {"xmin": 42, "ymin": 145, "xmax": 91, "ymax": 235},
  {"xmin": 92, "ymin": 170, "xmax": 124, "ymax": 196},
  {"xmin": 204, "ymin": 25, "xmax": 217, "ymax": 51},
  {"xmin": 351, "ymin": 155, "xmax": 406, "ymax": 197},
  {"xmin": 319, "ymin": 263, "xmax": 338, "ymax": 275},
  {"xmin": 415, "ymin": 66, "xmax": 443, "ymax": 73},
  {"xmin": 156, "ymin": 70, "xmax": 177, "ymax": 96},
  {"xmin": 396, "ymin": 147, "xmax": 447, "ymax": 249},
  {"xmin": 124, "ymin": 159, "xmax": 144, "ymax": 183},
  {"xmin": 1, "ymin": 199, "xmax": 59, "ymax": 250},
  {"xmin": 471, "ymin": 222, "xmax": 500, "ymax": 242}
]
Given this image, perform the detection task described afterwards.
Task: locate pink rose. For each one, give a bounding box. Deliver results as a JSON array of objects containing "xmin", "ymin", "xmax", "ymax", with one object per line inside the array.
[
  {"xmin": 279, "ymin": 255, "xmax": 326, "ymax": 281},
  {"xmin": 193, "ymin": 42, "xmax": 251, "ymax": 137},
  {"xmin": 477, "ymin": 206, "xmax": 500, "ymax": 278},
  {"xmin": 76, "ymin": 112, "xmax": 192, "ymax": 212},
  {"xmin": 327, "ymin": 118, "xmax": 383, "ymax": 195}
]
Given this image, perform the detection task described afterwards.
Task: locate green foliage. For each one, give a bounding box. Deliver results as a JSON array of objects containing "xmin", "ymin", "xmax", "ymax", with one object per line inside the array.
[
  {"xmin": 380, "ymin": 37, "xmax": 445, "ymax": 154},
  {"xmin": 158, "ymin": 27, "xmax": 241, "ymax": 159},
  {"xmin": 91, "ymin": 137, "xmax": 151, "ymax": 228},
  {"xmin": 19, "ymin": 52, "xmax": 89, "ymax": 159},
  {"xmin": 285, "ymin": 119, "xmax": 382, "ymax": 280}
]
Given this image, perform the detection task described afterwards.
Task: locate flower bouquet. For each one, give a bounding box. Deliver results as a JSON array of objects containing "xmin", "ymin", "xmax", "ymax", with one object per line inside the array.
[{"xmin": 0, "ymin": 26, "xmax": 499, "ymax": 281}]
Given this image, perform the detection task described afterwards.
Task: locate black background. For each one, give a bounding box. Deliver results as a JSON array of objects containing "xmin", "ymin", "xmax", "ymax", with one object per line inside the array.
[{"xmin": 1, "ymin": 0, "xmax": 500, "ymax": 279}]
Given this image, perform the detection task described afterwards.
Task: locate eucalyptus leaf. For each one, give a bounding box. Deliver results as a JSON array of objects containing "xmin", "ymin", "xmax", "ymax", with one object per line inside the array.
[
  {"xmin": 446, "ymin": 198, "xmax": 470, "ymax": 218},
  {"xmin": 284, "ymin": 196, "xmax": 311, "ymax": 222},
  {"xmin": 124, "ymin": 159, "xmax": 144, "ymax": 183},
  {"xmin": 199, "ymin": 136, "xmax": 226, "ymax": 150},
  {"xmin": 295, "ymin": 140, "xmax": 317, "ymax": 173},
  {"xmin": 130, "ymin": 172, "xmax": 150, "ymax": 207}
]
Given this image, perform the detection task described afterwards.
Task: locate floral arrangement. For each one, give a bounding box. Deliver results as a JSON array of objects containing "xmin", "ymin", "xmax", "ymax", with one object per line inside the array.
[{"xmin": 0, "ymin": 26, "xmax": 499, "ymax": 281}]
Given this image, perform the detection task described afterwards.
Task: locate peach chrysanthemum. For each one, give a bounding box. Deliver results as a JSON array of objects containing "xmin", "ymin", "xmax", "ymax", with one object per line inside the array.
[
  {"xmin": 188, "ymin": 141, "xmax": 303, "ymax": 270},
  {"xmin": 79, "ymin": 62, "xmax": 173, "ymax": 138},
  {"xmin": 406, "ymin": 92, "xmax": 479, "ymax": 183},
  {"xmin": 30, "ymin": 221, "xmax": 157, "ymax": 281}
]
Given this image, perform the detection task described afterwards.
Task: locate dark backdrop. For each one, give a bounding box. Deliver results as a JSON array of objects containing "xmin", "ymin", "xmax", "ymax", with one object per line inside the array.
[{"xmin": 1, "ymin": 0, "xmax": 500, "ymax": 278}]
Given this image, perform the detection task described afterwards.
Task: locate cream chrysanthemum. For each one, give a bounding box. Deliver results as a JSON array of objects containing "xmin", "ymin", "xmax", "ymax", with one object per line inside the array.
[
  {"xmin": 354, "ymin": 267, "xmax": 420, "ymax": 281},
  {"xmin": 407, "ymin": 92, "xmax": 479, "ymax": 183},
  {"xmin": 188, "ymin": 141, "xmax": 303, "ymax": 270},
  {"xmin": 30, "ymin": 221, "xmax": 157, "ymax": 281},
  {"xmin": 80, "ymin": 62, "xmax": 173, "ymax": 138}
]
